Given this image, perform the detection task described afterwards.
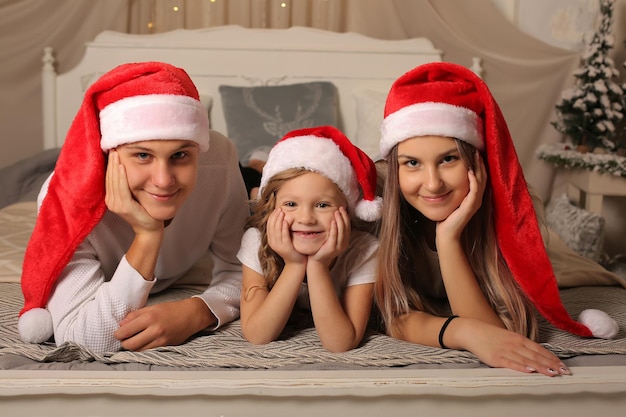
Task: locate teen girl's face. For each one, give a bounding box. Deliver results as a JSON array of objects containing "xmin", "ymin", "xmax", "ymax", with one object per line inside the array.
[
  {"xmin": 397, "ymin": 136, "xmax": 470, "ymax": 222},
  {"xmin": 275, "ymin": 171, "xmax": 347, "ymax": 255},
  {"xmin": 115, "ymin": 140, "xmax": 200, "ymax": 221}
]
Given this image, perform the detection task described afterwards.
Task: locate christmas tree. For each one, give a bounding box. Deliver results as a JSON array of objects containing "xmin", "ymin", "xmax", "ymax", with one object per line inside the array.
[{"xmin": 551, "ymin": 0, "xmax": 625, "ymax": 153}]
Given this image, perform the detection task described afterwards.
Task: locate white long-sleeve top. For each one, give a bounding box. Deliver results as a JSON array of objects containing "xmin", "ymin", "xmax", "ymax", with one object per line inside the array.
[{"xmin": 43, "ymin": 131, "xmax": 249, "ymax": 353}]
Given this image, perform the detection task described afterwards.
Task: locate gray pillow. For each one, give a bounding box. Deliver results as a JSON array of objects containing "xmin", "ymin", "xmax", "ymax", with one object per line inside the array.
[
  {"xmin": 0, "ymin": 148, "xmax": 59, "ymax": 208},
  {"xmin": 219, "ymin": 81, "xmax": 339, "ymax": 163},
  {"xmin": 545, "ymin": 193, "xmax": 605, "ymax": 263}
]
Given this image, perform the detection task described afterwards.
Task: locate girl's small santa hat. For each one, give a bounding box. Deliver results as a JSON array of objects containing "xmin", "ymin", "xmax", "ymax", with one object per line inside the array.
[
  {"xmin": 259, "ymin": 125, "xmax": 382, "ymax": 222},
  {"xmin": 18, "ymin": 61, "xmax": 210, "ymax": 344},
  {"xmin": 379, "ymin": 62, "xmax": 618, "ymax": 339}
]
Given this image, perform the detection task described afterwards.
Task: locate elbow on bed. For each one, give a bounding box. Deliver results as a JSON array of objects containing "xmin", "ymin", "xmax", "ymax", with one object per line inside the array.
[
  {"xmin": 241, "ymin": 327, "xmax": 277, "ymax": 346},
  {"xmin": 320, "ymin": 335, "xmax": 362, "ymax": 353}
]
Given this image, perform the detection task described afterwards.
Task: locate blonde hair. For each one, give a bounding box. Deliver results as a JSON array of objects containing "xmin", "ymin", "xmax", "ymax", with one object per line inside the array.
[{"xmin": 374, "ymin": 141, "xmax": 538, "ymax": 340}]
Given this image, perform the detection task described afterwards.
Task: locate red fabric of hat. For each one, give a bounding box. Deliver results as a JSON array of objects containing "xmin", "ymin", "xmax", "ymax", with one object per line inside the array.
[{"xmin": 259, "ymin": 125, "xmax": 382, "ymax": 221}]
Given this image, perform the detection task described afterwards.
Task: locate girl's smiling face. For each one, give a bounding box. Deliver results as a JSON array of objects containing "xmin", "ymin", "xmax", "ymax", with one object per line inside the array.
[
  {"xmin": 115, "ymin": 140, "xmax": 200, "ymax": 221},
  {"xmin": 275, "ymin": 171, "xmax": 347, "ymax": 255},
  {"xmin": 396, "ymin": 135, "xmax": 470, "ymax": 222}
]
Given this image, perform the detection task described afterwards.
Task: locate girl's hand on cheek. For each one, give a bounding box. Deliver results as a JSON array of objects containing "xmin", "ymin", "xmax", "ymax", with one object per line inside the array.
[
  {"xmin": 436, "ymin": 152, "xmax": 487, "ymax": 241},
  {"xmin": 105, "ymin": 150, "xmax": 162, "ymax": 234},
  {"xmin": 267, "ymin": 208, "xmax": 306, "ymax": 264},
  {"xmin": 468, "ymin": 151, "xmax": 487, "ymax": 208},
  {"xmin": 310, "ymin": 207, "xmax": 350, "ymax": 267}
]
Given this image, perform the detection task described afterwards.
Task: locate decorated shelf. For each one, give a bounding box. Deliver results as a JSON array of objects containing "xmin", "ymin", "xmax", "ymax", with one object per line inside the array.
[
  {"xmin": 536, "ymin": 143, "xmax": 626, "ymax": 178},
  {"xmin": 537, "ymin": 143, "xmax": 626, "ymax": 215}
]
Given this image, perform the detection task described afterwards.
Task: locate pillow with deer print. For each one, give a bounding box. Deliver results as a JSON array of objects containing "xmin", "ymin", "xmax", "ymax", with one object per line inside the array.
[{"xmin": 219, "ymin": 82, "xmax": 339, "ymax": 163}]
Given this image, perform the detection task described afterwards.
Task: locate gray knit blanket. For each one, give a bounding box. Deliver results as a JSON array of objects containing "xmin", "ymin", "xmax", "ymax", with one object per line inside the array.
[{"xmin": 1, "ymin": 283, "xmax": 625, "ymax": 370}]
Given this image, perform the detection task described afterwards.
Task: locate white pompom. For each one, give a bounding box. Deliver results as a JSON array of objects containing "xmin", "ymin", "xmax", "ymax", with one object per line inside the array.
[
  {"xmin": 578, "ymin": 308, "xmax": 619, "ymax": 339},
  {"xmin": 355, "ymin": 196, "xmax": 383, "ymax": 222},
  {"xmin": 18, "ymin": 308, "xmax": 53, "ymax": 343}
]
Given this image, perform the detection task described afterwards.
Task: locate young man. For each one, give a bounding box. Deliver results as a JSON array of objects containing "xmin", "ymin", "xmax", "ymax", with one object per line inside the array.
[{"xmin": 19, "ymin": 62, "xmax": 249, "ymax": 353}]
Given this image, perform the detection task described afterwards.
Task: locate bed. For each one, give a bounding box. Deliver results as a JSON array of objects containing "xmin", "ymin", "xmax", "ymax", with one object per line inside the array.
[{"xmin": 2, "ymin": 25, "xmax": 626, "ymax": 416}]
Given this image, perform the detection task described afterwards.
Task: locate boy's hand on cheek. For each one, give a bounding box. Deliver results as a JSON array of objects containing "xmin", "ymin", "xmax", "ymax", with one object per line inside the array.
[{"xmin": 105, "ymin": 150, "xmax": 162, "ymax": 234}]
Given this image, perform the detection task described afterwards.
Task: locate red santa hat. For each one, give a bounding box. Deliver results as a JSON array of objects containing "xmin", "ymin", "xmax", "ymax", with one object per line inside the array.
[
  {"xmin": 379, "ymin": 62, "xmax": 618, "ymax": 339},
  {"xmin": 259, "ymin": 125, "xmax": 382, "ymax": 222},
  {"xmin": 18, "ymin": 61, "xmax": 210, "ymax": 344}
]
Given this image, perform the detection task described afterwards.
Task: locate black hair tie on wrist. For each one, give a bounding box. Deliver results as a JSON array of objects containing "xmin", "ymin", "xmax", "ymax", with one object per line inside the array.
[{"xmin": 438, "ymin": 315, "xmax": 459, "ymax": 349}]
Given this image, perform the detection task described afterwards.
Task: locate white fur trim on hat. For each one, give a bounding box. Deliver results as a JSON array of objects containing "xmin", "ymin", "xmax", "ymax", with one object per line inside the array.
[
  {"xmin": 578, "ymin": 308, "xmax": 619, "ymax": 339},
  {"xmin": 355, "ymin": 197, "xmax": 383, "ymax": 222},
  {"xmin": 99, "ymin": 94, "xmax": 210, "ymax": 152},
  {"xmin": 379, "ymin": 102, "xmax": 484, "ymax": 158},
  {"xmin": 260, "ymin": 135, "xmax": 360, "ymax": 210},
  {"xmin": 18, "ymin": 307, "xmax": 53, "ymax": 344}
]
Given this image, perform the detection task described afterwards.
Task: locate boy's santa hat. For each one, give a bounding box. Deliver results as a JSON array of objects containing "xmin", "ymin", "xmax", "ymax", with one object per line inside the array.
[
  {"xmin": 259, "ymin": 125, "xmax": 382, "ymax": 222},
  {"xmin": 379, "ymin": 62, "xmax": 618, "ymax": 339},
  {"xmin": 18, "ymin": 61, "xmax": 210, "ymax": 344}
]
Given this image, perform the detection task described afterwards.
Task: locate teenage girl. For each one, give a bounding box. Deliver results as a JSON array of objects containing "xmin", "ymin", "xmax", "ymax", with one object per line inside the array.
[{"xmin": 374, "ymin": 62, "xmax": 616, "ymax": 376}]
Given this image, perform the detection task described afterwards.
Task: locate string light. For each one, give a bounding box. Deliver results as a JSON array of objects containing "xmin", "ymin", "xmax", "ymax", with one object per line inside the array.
[{"xmin": 148, "ymin": 0, "xmax": 156, "ymax": 32}]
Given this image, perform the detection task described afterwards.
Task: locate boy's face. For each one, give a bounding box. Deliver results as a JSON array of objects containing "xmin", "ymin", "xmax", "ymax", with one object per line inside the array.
[{"xmin": 114, "ymin": 139, "xmax": 200, "ymax": 221}]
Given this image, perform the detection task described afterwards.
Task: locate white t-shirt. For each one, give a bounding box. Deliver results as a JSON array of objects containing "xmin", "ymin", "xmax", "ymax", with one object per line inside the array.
[{"xmin": 237, "ymin": 228, "xmax": 378, "ymax": 309}]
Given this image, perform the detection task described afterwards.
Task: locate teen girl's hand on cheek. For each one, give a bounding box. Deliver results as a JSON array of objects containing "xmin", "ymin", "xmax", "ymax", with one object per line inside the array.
[
  {"xmin": 309, "ymin": 206, "xmax": 350, "ymax": 269},
  {"xmin": 267, "ymin": 208, "xmax": 306, "ymax": 265},
  {"xmin": 105, "ymin": 150, "xmax": 163, "ymax": 234},
  {"xmin": 454, "ymin": 318, "xmax": 571, "ymax": 377},
  {"xmin": 436, "ymin": 151, "xmax": 487, "ymax": 242}
]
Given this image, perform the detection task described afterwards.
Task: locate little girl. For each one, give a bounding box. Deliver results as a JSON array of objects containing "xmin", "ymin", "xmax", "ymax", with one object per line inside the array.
[
  {"xmin": 237, "ymin": 125, "xmax": 382, "ymax": 352},
  {"xmin": 374, "ymin": 62, "xmax": 617, "ymax": 376}
]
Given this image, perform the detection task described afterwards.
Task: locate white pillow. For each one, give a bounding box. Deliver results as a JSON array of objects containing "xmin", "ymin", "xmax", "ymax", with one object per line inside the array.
[
  {"xmin": 352, "ymin": 87, "xmax": 387, "ymax": 160},
  {"xmin": 199, "ymin": 94, "xmax": 213, "ymax": 127},
  {"xmin": 199, "ymin": 94, "xmax": 213, "ymax": 112}
]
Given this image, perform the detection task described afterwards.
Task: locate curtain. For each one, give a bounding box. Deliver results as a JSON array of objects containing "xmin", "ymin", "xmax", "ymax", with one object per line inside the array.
[
  {"xmin": 127, "ymin": 0, "xmax": 345, "ymax": 33},
  {"xmin": 88, "ymin": 0, "xmax": 584, "ymax": 197},
  {"xmin": 2, "ymin": 0, "xmax": 625, "ymax": 254},
  {"xmin": 0, "ymin": 0, "xmax": 346, "ymax": 169},
  {"xmin": 0, "ymin": 0, "xmax": 128, "ymax": 168}
]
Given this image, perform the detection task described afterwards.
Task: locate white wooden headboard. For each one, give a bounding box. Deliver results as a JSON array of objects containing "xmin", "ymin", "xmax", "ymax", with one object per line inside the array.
[{"xmin": 42, "ymin": 25, "xmax": 447, "ymax": 157}]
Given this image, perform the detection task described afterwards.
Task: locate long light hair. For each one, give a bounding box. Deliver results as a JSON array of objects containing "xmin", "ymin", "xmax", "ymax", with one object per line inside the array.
[{"xmin": 373, "ymin": 140, "xmax": 538, "ymax": 340}]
